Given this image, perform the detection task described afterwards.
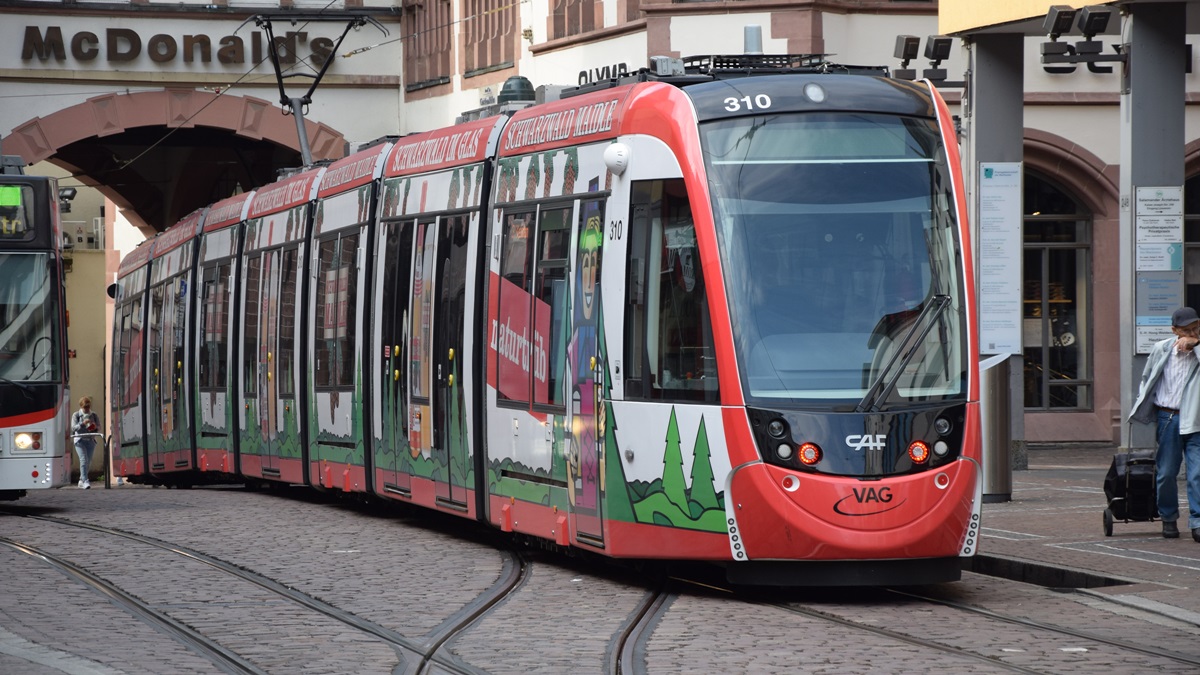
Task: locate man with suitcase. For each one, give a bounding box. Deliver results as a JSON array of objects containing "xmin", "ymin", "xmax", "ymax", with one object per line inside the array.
[{"xmin": 1130, "ymin": 307, "xmax": 1200, "ymax": 541}]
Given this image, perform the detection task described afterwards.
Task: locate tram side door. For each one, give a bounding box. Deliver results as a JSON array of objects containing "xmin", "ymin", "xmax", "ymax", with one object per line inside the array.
[
  {"xmin": 377, "ymin": 219, "xmax": 414, "ymax": 496},
  {"xmin": 432, "ymin": 215, "xmax": 470, "ymax": 507},
  {"xmin": 147, "ymin": 284, "xmax": 166, "ymax": 471},
  {"xmin": 166, "ymin": 276, "xmax": 188, "ymax": 469},
  {"xmin": 257, "ymin": 249, "xmax": 282, "ymax": 474},
  {"xmin": 570, "ymin": 200, "xmax": 606, "ymax": 544}
]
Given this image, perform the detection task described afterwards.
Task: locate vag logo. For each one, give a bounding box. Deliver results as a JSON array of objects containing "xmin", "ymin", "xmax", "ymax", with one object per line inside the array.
[{"xmin": 845, "ymin": 434, "xmax": 887, "ymax": 451}]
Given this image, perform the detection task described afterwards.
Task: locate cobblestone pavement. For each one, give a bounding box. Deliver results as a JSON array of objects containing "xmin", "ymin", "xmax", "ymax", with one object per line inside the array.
[{"xmin": 0, "ymin": 445, "xmax": 1198, "ymax": 674}]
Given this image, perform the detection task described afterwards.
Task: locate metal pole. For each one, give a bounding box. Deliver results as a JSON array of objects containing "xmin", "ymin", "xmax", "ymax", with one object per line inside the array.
[{"xmin": 288, "ymin": 98, "xmax": 313, "ymax": 166}]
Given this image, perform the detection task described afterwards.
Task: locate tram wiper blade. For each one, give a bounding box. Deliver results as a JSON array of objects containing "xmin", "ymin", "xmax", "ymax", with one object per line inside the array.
[
  {"xmin": 0, "ymin": 375, "xmax": 34, "ymax": 399},
  {"xmin": 856, "ymin": 294, "xmax": 951, "ymax": 413}
]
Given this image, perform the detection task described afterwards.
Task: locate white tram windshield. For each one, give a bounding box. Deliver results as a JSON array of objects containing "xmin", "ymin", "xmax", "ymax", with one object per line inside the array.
[
  {"xmin": 0, "ymin": 253, "xmax": 61, "ymax": 383},
  {"xmin": 702, "ymin": 112, "xmax": 966, "ymax": 407}
]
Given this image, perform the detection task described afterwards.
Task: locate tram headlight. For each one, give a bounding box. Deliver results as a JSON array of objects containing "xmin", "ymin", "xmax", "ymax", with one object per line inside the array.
[
  {"xmin": 14, "ymin": 432, "xmax": 40, "ymax": 451},
  {"xmin": 776, "ymin": 444, "xmax": 793, "ymax": 460},
  {"xmin": 767, "ymin": 419, "xmax": 787, "ymax": 439},
  {"xmin": 934, "ymin": 417, "xmax": 952, "ymax": 436},
  {"xmin": 933, "ymin": 440, "xmax": 950, "ymax": 457}
]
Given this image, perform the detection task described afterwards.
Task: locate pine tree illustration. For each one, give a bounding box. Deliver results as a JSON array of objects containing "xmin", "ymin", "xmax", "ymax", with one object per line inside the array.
[
  {"xmin": 662, "ymin": 408, "xmax": 689, "ymax": 514},
  {"xmin": 525, "ymin": 155, "xmax": 540, "ymax": 200},
  {"xmin": 598, "ymin": 303, "xmax": 637, "ymax": 522},
  {"xmin": 688, "ymin": 416, "xmax": 720, "ymax": 510}
]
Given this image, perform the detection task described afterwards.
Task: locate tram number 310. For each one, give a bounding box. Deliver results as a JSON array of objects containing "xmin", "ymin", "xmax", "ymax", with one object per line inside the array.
[{"xmin": 723, "ymin": 94, "xmax": 773, "ymax": 112}]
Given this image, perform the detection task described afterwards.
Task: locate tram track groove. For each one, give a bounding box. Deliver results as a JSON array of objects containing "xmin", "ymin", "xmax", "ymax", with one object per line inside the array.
[
  {"xmin": 0, "ymin": 536, "xmax": 265, "ymax": 675},
  {"xmin": 413, "ymin": 550, "xmax": 529, "ymax": 675},
  {"xmin": 886, "ymin": 586, "xmax": 1200, "ymax": 668},
  {"xmin": 1, "ymin": 510, "xmax": 529, "ymax": 674},
  {"xmin": 610, "ymin": 584, "xmax": 672, "ymax": 675}
]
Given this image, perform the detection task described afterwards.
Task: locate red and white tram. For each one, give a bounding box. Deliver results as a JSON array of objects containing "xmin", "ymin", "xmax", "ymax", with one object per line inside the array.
[{"xmin": 112, "ymin": 56, "xmax": 980, "ymax": 585}]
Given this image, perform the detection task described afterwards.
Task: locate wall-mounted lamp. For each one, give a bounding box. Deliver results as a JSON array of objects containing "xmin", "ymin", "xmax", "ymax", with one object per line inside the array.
[
  {"xmin": 1041, "ymin": 5, "xmax": 1125, "ymax": 70},
  {"xmin": 892, "ymin": 35, "xmax": 964, "ymax": 88},
  {"xmin": 893, "ymin": 35, "xmax": 920, "ymax": 80},
  {"xmin": 58, "ymin": 187, "xmax": 77, "ymax": 214},
  {"xmin": 1043, "ymin": 5, "xmax": 1077, "ymax": 42}
]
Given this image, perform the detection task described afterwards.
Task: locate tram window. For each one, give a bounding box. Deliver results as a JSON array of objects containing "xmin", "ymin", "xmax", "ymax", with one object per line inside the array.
[
  {"xmin": 278, "ymin": 249, "xmax": 298, "ymax": 397},
  {"xmin": 535, "ymin": 206, "xmax": 572, "ymax": 408},
  {"xmin": 121, "ymin": 298, "xmax": 141, "ymax": 407},
  {"xmin": 148, "ymin": 286, "xmax": 165, "ymax": 395},
  {"xmin": 496, "ymin": 211, "xmax": 534, "ymax": 404},
  {"xmin": 199, "ymin": 263, "xmax": 230, "ymax": 390},
  {"xmin": 162, "ymin": 279, "xmax": 180, "ymax": 400},
  {"xmin": 243, "ymin": 255, "xmax": 261, "ymax": 396},
  {"xmin": 0, "ymin": 185, "xmax": 32, "ymax": 239},
  {"xmin": 624, "ymin": 179, "xmax": 719, "ymax": 403},
  {"xmin": 411, "ymin": 223, "xmax": 434, "ymax": 400},
  {"xmin": 315, "ymin": 235, "xmax": 359, "ymax": 389}
]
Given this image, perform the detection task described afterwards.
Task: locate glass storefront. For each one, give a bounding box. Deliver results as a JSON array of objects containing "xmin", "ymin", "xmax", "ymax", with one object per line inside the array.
[{"xmin": 1022, "ymin": 172, "xmax": 1092, "ymax": 410}]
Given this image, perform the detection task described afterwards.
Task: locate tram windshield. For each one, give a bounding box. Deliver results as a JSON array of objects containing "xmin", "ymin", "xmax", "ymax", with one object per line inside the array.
[
  {"xmin": 0, "ymin": 253, "xmax": 61, "ymax": 383},
  {"xmin": 702, "ymin": 112, "xmax": 966, "ymax": 407}
]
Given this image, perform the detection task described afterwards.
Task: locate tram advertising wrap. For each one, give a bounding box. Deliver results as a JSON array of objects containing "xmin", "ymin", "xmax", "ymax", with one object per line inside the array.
[{"xmin": 111, "ymin": 57, "xmax": 980, "ymax": 586}]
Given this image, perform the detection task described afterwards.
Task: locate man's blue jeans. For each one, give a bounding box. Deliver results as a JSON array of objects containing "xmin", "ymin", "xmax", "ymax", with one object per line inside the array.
[{"xmin": 1155, "ymin": 409, "xmax": 1200, "ymax": 529}]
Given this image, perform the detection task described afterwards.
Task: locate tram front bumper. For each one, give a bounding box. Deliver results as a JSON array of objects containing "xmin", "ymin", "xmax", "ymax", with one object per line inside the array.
[{"xmin": 727, "ymin": 459, "xmax": 979, "ymax": 560}]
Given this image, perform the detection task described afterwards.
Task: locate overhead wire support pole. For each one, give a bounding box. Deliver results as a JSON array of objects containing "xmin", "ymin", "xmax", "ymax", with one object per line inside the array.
[{"xmin": 244, "ymin": 12, "xmax": 389, "ymax": 166}]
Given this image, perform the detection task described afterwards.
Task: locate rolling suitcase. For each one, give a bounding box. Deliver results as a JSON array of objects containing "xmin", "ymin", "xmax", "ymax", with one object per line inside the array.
[{"xmin": 1102, "ymin": 448, "xmax": 1157, "ymax": 536}]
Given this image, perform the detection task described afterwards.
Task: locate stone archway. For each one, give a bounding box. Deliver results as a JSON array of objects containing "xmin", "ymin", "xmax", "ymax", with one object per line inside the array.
[{"xmin": 0, "ymin": 89, "xmax": 346, "ymax": 234}]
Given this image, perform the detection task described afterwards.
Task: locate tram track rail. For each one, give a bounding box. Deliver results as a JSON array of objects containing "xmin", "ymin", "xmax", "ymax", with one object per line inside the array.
[
  {"xmin": 667, "ymin": 567, "xmax": 1200, "ymax": 674},
  {"xmin": 610, "ymin": 584, "xmax": 672, "ymax": 675},
  {"xmin": 0, "ymin": 536, "xmax": 266, "ymax": 675},
  {"xmin": 885, "ymin": 586, "xmax": 1200, "ymax": 669},
  {"xmin": 0, "ymin": 510, "xmax": 529, "ymax": 675}
]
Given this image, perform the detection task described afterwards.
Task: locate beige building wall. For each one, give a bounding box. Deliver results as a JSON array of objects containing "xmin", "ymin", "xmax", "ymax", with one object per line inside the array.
[{"xmin": 64, "ymin": 248, "xmax": 108, "ymax": 478}]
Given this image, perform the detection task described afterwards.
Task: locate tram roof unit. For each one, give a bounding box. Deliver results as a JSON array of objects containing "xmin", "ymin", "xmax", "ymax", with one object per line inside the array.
[{"xmin": 560, "ymin": 54, "xmax": 891, "ymax": 99}]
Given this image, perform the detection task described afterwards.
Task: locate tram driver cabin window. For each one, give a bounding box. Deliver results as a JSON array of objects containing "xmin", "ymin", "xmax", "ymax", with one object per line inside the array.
[
  {"xmin": 624, "ymin": 179, "xmax": 719, "ymax": 403},
  {"xmin": 0, "ymin": 186, "xmax": 33, "ymax": 239}
]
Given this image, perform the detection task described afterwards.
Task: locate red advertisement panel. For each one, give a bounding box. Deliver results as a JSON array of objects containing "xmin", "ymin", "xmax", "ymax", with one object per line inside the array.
[
  {"xmin": 318, "ymin": 143, "xmax": 390, "ymax": 198},
  {"xmin": 490, "ymin": 274, "xmax": 550, "ymax": 404},
  {"xmin": 204, "ymin": 191, "xmax": 255, "ymax": 233}
]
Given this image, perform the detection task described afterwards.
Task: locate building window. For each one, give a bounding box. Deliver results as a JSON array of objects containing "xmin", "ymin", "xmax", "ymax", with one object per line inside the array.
[
  {"xmin": 404, "ymin": 0, "xmax": 453, "ymax": 91},
  {"xmin": 463, "ymin": 0, "xmax": 515, "ymax": 75},
  {"xmin": 549, "ymin": 0, "xmax": 597, "ymax": 40},
  {"xmin": 1181, "ymin": 175, "xmax": 1200, "ymax": 308},
  {"xmin": 1023, "ymin": 171, "xmax": 1092, "ymax": 410}
]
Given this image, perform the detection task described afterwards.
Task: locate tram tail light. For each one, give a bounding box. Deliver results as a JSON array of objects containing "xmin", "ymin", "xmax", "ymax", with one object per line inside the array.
[
  {"xmin": 908, "ymin": 440, "xmax": 930, "ymax": 464},
  {"xmin": 798, "ymin": 442, "xmax": 822, "ymax": 465}
]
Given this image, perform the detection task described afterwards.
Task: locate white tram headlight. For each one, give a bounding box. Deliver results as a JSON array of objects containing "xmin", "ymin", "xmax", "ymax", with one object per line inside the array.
[
  {"xmin": 776, "ymin": 444, "xmax": 793, "ymax": 460},
  {"xmin": 933, "ymin": 440, "xmax": 950, "ymax": 457},
  {"xmin": 14, "ymin": 432, "xmax": 40, "ymax": 451}
]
